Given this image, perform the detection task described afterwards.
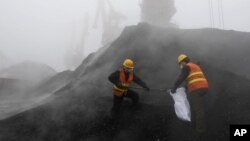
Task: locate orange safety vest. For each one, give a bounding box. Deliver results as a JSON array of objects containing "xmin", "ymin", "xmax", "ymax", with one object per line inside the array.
[
  {"xmin": 113, "ymin": 68, "xmax": 133, "ymax": 96},
  {"xmin": 186, "ymin": 62, "xmax": 208, "ymax": 93}
]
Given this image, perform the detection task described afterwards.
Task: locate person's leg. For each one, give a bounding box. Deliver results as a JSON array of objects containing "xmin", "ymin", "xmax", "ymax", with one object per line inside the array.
[
  {"xmin": 190, "ymin": 89, "xmax": 207, "ymax": 133},
  {"xmin": 196, "ymin": 89, "xmax": 207, "ymax": 133},
  {"xmin": 111, "ymin": 94, "xmax": 123, "ymax": 116},
  {"xmin": 125, "ymin": 90, "xmax": 139, "ymax": 106},
  {"xmin": 188, "ymin": 94, "xmax": 196, "ymax": 129}
]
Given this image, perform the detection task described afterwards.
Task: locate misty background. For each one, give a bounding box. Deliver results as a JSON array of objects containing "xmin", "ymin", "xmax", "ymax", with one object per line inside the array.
[{"xmin": 0, "ymin": 0, "xmax": 250, "ymax": 71}]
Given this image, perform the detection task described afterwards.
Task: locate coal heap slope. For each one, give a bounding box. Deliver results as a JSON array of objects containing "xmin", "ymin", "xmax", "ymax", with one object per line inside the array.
[
  {"xmin": 0, "ymin": 23, "xmax": 250, "ymax": 141},
  {"xmin": 30, "ymin": 70, "xmax": 74, "ymax": 96},
  {"xmin": 0, "ymin": 78, "xmax": 31, "ymax": 97}
]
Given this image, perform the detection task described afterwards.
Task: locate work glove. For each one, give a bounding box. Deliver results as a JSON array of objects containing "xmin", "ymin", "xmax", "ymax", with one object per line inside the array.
[{"xmin": 170, "ymin": 88, "xmax": 176, "ymax": 94}]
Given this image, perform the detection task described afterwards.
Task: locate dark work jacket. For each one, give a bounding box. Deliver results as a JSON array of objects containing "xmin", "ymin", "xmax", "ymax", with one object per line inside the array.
[
  {"xmin": 173, "ymin": 65, "xmax": 190, "ymax": 91},
  {"xmin": 108, "ymin": 69, "xmax": 148, "ymax": 89}
]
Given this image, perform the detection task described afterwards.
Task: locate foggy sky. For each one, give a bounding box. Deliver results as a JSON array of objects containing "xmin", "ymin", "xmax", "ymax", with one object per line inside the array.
[{"xmin": 0, "ymin": 0, "xmax": 250, "ymax": 71}]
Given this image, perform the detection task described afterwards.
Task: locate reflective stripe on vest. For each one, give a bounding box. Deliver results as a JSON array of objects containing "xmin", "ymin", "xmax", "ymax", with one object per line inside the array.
[
  {"xmin": 186, "ymin": 63, "xmax": 208, "ymax": 92},
  {"xmin": 112, "ymin": 68, "xmax": 133, "ymax": 96},
  {"xmin": 188, "ymin": 78, "xmax": 207, "ymax": 85},
  {"xmin": 113, "ymin": 85, "xmax": 127, "ymax": 92},
  {"xmin": 187, "ymin": 72, "xmax": 204, "ymax": 79}
]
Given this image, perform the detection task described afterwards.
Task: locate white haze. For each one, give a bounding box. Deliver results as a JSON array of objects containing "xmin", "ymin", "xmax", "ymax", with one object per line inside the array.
[{"xmin": 0, "ymin": 0, "xmax": 249, "ymax": 71}]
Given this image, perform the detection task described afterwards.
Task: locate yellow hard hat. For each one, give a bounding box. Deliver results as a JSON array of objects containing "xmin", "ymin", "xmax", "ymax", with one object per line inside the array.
[
  {"xmin": 123, "ymin": 59, "xmax": 134, "ymax": 69},
  {"xmin": 178, "ymin": 54, "xmax": 188, "ymax": 63}
]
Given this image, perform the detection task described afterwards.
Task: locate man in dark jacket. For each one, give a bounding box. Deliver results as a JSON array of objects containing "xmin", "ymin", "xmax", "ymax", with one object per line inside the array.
[
  {"xmin": 108, "ymin": 59, "xmax": 150, "ymax": 116},
  {"xmin": 171, "ymin": 54, "xmax": 209, "ymax": 133}
]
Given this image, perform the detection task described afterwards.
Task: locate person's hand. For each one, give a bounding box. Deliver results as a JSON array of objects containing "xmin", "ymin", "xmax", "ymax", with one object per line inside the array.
[{"xmin": 170, "ymin": 89, "xmax": 176, "ymax": 94}]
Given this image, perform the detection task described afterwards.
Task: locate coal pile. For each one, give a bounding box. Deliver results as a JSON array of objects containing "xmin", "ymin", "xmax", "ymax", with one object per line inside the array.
[
  {"xmin": 0, "ymin": 62, "xmax": 58, "ymax": 119},
  {"xmin": 0, "ymin": 61, "xmax": 57, "ymax": 108},
  {"xmin": 0, "ymin": 61, "xmax": 56, "ymax": 84},
  {"xmin": 31, "ymin": 70, "xmax": 74, "ymax": 96},
  {"xmin": 0, "ymin": 78, "xmax": 31, "ymax": 97},
  {"xmin": 0, "ymin": 23, "xmax": 250, "ymax": 141}
]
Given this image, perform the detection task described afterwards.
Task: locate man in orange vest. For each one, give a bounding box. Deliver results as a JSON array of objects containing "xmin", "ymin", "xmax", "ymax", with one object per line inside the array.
[
  {"xmin": 171, "ymin": 54, "xmax": 209, "ymax": 133},
  {"xmin": 108, "ymin": 59, "xmax": 150, "ymax": 116}
]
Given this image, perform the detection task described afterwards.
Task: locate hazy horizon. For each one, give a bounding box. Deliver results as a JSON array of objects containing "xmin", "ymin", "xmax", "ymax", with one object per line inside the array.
[{"xmin": 1, "ymin": 0, "xmax": 250, "ymax": 71}]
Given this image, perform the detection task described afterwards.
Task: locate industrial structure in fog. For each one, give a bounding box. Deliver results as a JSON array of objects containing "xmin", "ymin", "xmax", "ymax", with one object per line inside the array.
[
  {"xmin": 140, "ymin": 0, "xmax": 176, "ymax": 27},
  {"xmin": 93, "ymin": 0, "xmax": 127, "ymax": 46},
  {"xmin": 64, "ymin": 0, "xmax": 127, "ymax": 70},
  {"xmin": 0, "ymin": 51, "xmax": 11, "ymax": 71},
  {"xmin": 64, "ymin": 14, "xmax": 89, "ymax": 70}
]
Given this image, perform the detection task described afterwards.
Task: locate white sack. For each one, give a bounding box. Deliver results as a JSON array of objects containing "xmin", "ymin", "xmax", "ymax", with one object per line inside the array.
[{"xmin": 170, "ymin": 87, "xmax": 191, "ymax": 122}]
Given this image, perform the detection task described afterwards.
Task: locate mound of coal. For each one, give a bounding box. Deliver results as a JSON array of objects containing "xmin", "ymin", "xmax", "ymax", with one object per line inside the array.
[
  {"xmin": 0, "ymin": 23, "xmax": 250, "ymax": 141},
  {"xmin": 0, "ymin": 61, "xmax": 56, "ymax": 84},
  {"xmin": 0, "ymin": 78, "xmax": 31, "ymax": 97},
  {"xmin": 31, "ymin": 70, "xmax": 74, "ymax": 96}
]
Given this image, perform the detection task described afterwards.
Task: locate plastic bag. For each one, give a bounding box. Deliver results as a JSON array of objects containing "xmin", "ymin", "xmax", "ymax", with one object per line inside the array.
[{"xmin": 170, "ymin": 87, "xmax": 191, "ymax": 122}]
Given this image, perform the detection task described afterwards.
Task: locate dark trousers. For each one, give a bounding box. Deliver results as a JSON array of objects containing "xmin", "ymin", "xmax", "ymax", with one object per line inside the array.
[
  {"xmin": 111, "ymin": 89, "xmax": 139, "ymax": 115},
  {"xmin": 189, "ymin": 89, "xmax": 208, "ymax": 133}
]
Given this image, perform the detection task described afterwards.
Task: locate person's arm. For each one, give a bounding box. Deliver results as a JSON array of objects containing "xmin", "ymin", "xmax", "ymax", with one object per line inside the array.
[
  {"xmin": 108, "ymin": 71, "xmax": 120, "ymax": 86},
  {"xmin": 172, "ymin": 65, "xmax": 190, "ymax": 92},
  {"xmin": 133, "ymin": 73, "xmax": 150, "ymax": 90}
]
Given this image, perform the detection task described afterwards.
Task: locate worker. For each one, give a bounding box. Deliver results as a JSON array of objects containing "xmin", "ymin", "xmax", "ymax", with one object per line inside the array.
[
  {"xmin": 171, "ymin": 54, "xmax": 209, "ymax": 133},
  {"xmin": 108, "ymin": 59, "xmax": 150, "ymax": 116}
]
